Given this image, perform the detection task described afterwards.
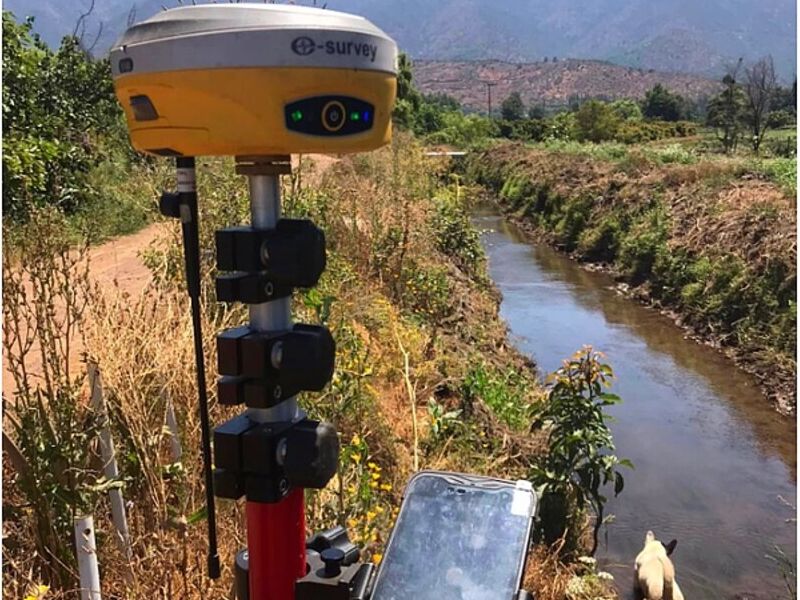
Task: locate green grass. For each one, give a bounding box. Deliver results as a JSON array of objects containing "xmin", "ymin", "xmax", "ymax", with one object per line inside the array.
[{"xmin": 749, "ymin": 157, "xmax": 797, "ymax": 196}]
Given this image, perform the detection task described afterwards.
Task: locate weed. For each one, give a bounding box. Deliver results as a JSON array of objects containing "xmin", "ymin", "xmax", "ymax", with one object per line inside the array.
[
  {"xmin": 461, "ymin": 363, "xmax": 532, "ymax": 429},
  {"xmin": 749, "ymin": 157, "xmax": 797, "ymax": 195},
  {"xmin": 530, "ymin": 348, "xmax": 631, "ymax": 557},
  {"xmin": 3, "ymin": 207, "xmax": 100, "ymax": 589}
]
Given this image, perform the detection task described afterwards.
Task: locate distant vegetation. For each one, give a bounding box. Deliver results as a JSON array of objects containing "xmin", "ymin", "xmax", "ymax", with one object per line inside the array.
[
  {"xmin": 2, "ymin": 11, "xmax": 163, "ymax": 240},
  {"xmin": 396, "ymin": 54, "xmax": 796, "ymax": 158}
]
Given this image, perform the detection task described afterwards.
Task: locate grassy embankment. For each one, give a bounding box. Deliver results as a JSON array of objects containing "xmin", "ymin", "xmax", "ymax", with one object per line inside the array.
[
  {"xmin": 464, "ymin": 141, "xmax": 796, "ymax": 413},
  {"xmin": 4, "ymin": 135, "xmax": 623, "ymax": 600}
]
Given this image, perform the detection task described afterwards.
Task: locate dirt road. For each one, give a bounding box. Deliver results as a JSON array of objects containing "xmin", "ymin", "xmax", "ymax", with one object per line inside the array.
[{"xmin": 2, "ymin": 155, "xmax": 339, "ymax": 397}]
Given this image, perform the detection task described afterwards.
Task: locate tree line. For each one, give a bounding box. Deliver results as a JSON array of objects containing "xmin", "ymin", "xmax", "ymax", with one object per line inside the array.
[{"xmin": 395, "ymin": 52, "xmax": 795, "ymax": 154}]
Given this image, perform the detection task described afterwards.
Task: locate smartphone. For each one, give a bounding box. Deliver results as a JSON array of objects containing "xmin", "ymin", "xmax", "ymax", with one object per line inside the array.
[{"xmin": 369, "ymin": 471, "xmax": 537, "ymax": 600}]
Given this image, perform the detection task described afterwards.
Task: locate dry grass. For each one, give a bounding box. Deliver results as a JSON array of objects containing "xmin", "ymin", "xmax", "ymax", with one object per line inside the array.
[{"xmin": 4, "ymin": 135, "xmax": 567, "ymax": 598}]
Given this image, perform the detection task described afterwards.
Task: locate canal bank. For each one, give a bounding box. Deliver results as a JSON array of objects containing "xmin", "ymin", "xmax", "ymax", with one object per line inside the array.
[{"xmin": 474, "ymin": 203, "xmax": 796, "ymax": 599}]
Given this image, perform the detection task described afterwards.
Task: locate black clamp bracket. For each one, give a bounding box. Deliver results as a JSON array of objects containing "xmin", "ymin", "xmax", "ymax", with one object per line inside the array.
[
  {"xmin": 214, "ymin": 416, "xmax": 339, "ymax": 502},
  {"xmin": 216, "ymin": 323, "xmax": 335, "ymax": 407},
  {"xmin": 216, "ymin": 219, "xmax": 326, "ymax": 303}
]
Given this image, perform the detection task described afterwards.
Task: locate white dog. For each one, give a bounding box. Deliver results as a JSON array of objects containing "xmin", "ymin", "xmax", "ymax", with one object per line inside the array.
[{"xmin": 634, "ymin": 531, "xmax": 684, "ymax": 600}]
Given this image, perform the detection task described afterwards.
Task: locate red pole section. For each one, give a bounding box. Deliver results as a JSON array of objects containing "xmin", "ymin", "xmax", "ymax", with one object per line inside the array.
[{"xmin": 246, "ymin": 489, "xmax": 307, "ymax": 600}]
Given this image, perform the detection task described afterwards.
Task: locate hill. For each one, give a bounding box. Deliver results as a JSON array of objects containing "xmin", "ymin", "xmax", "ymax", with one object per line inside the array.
[
  {"xmin": 413, "ymin": 60, "xmax": 721, "ymax": 112},
  {"xmin": 3, "ymin": 0, "xmax": 796, "ymax": 80}
]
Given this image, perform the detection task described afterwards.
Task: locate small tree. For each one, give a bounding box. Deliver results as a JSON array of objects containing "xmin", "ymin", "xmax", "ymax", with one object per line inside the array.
[
  {"xmin": 500, "ymin": 91, "xmax": 526, "ymax": 121},
  {"xmin": 642, "ymin": 84, "xmax": 685, "ymax": 121},
  {"xmin": 610, "ymin": 98, "xmax": 643, "ymax": 121},
  {"xmin": 528, "ymin": 103, "xmax": 546, "ymax": 119},
  {"xmin": 707, "ymin": 61, "xmax": 746, "ymax": 153},
  {"xmin": 393, "ymin": 53, "xmax": 422, "ymax": 130},
  {"xmin": 530, "ymin": 348, "xmax": 631, "ymax": 555},
  {"xmin": 574, "ymin": 100, "xmax": 620, "ymax": 142},
  {"xmin": 743, "ymin": 55, "xmax": 778, "ymax": 154}
]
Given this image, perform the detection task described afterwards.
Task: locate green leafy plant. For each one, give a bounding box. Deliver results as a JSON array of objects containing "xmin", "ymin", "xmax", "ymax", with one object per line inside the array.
[
  {"xmin": 461, "ymin": 363, "xmax": 531, "ymax": 429},
  {"xmin": 530, "ymin": 347, "xmax": 631, "ymax": 556},
  {"xmin": 427, "ymin": 398, "xmax": 463, "ymax": 441}
]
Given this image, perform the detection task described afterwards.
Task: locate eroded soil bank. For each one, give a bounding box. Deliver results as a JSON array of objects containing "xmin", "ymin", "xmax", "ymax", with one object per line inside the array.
[{"xmin": 463, "ymin": 144, "xmax": 796, "ymax": 414}]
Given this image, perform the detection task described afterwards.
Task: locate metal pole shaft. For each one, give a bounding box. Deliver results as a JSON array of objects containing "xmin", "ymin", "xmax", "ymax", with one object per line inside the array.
[
  {"xmin": 246, "ymin": 174, "xmax": 299, "ymax": 424},
  {"xmin": 244, "ymin": 170, "xmax": 306, "ymax": 600}
]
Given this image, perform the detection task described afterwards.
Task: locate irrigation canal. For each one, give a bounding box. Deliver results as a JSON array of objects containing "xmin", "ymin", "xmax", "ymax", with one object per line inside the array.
[{"xmin": 474, "ymin": 203, "xmax": 796, "ymax": 599}]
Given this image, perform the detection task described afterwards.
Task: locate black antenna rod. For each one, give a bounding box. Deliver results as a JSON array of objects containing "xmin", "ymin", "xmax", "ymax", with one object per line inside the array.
[{"xmin": 161, "ymin": 156, "xmax": 221, "ymax": 579}]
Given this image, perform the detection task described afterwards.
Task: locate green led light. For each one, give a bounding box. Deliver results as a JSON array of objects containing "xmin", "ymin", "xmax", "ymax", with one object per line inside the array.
[
  {"xmin": 291, "ymin": 110, "xmax": 303, "ymax": 122},
  {"xmin": 350, "ymin": 111, "xmax": 360, "ymax": 121}
]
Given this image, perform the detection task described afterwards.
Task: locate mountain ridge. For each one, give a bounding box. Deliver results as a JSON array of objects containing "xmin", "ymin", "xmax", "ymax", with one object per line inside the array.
[
  {"xmin": 4, "ymin": 0, "xmax": 796, "ymax": 80},
  {"xmin": 412, "ymin": 59, "xmax": 721, "ymax": 112}
]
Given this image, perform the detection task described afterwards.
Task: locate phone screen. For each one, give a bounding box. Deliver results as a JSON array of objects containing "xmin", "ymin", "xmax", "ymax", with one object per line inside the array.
[{"xmin": 370, "ymin": 473, "xmax": 533, "ymax": 600}]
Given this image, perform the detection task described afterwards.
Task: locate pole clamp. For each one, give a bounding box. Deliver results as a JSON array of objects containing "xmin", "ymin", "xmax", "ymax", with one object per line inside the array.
[
  {"xmin": 216, "ymin": 324, "xmax": 335, "ymax": 407},
  {"xmin": 216, "ymin": 220, "xmax": 326, "ymax": 297},
  {"xmin": 213, "ymin": 416, "xmax": 339, "ymax": 501}
]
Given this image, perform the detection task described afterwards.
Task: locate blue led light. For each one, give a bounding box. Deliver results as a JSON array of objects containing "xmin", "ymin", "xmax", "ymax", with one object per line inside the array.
[{"xmin": 362, "ymin": 111, "xmax": 371, "ymax": 121}]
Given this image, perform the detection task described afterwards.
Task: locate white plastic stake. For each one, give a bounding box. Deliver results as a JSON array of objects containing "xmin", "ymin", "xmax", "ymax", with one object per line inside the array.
[
  {"xmin": 74, "ymin": 515, "xmax": 102, "ymax": 600},
  {"xmin": 88, "ymin": 362, "xmax": 132, "ymax": 563},
  {"xmin": 163, "ymin": 385, "xmax": 183, "ymax": 463}
]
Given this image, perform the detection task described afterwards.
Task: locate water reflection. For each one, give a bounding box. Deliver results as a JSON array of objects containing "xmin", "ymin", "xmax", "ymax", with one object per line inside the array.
[{"xmin": 474, "ymin": 205, "xmax": 796, "ymax": 599}]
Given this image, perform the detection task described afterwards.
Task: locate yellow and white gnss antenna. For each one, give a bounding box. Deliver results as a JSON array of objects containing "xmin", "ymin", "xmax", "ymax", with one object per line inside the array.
[{"xmin": 111, "ymin": 3, "xmax": 398, "ymax": 156}]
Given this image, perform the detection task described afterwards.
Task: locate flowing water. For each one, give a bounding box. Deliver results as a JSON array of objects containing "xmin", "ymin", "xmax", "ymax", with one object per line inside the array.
[{"xmin": 474, "ymin": 205, "xmax": 796, "ymax": 599}]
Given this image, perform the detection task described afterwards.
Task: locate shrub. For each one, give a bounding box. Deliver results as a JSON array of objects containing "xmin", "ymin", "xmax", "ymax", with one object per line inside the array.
[
  {"xmin": 2, "ymin": 12, "xmax": 124, "ymax": 221},
  {"xmin": 642, "ymin": 84, "xmax": 687, "ymax": 121},
  {"xmin": 767, "ymin": 109, "xmax": 795, "ymax": 129},
  {"xmin": 764, "ymin": 135, "xmax": 797, "ymax": 159},
  {"xmin": 431, "ymin": 190, "xmax": 485, "ymax": 274},
  {"xmin": 530, "ymin": 348, "xmax": 631, "ymax": 555},
  {"xmin": 426, "ymin": 112, "xmax": 499, "ymax": 148},
  {"xmin": 497, "ymin": 118, "xmax": 548, "ymax": 142},
  {"xmin": 574, "ymin": 100, "xmax": 621, "ymax": 143}
]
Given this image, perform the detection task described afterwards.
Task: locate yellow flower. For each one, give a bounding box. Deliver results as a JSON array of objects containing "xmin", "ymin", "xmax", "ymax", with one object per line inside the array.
[
  {"xmin": 369, "ymin": 480, "xmax": 378, "ymax": 488},
  {"xmin": 366, "ymin": 510, "xmax": 377, "ymax": 522},
  {"xmin": 380, "ymin": 483, "xmax": 392, "ymax": 491},
  {"xmin": 348, "ymin": 518, "xmax": 358, "ymax": 529},
  {"xmin": 352, "ymin": 434, "xmax": 361, "ymax": 445},
  {"xmin": 372, "ymin": 553, "xmax": 383, "ymax": 565},
  {"xmin": 24, "ymin": 584, "xmax": 49, "ymax": 600},
  {"xmin": 351, "ymin": 453, "xmax": 361, "ymax": 464},
  {"xmin": 374, "ymin": 505, "xmax": 385, "ymax": 514},
  {"xmin": 371, "ymin": 472, "xmax": 381, "ymax": 481}
]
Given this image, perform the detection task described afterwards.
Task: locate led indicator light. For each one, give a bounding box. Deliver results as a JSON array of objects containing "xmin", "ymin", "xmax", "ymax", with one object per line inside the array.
[
  {"xmin": 291, "ymin": 110, "xmax": 303, "ymax": 122},
  {"xmin": 362, "ymin": 111, "xmax": 371, "ymax": 121},
  {"xmin": 350, "ymin": 111, "xmax": 360, "ymax": 121}
]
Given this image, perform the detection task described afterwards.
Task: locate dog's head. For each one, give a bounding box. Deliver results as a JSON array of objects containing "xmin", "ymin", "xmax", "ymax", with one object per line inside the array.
[{"xmin": 643, "ymin": 530, "xmax": 678, "ymax": 555}]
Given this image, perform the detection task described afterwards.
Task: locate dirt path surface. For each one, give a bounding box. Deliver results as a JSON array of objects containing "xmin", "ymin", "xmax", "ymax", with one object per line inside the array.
[
  {"xmin": 89, "ymin": 222, "xmax": 162, "ymax": 295},
  {"xmin": 3, "ymin": 155, "xmax": 339, "ymax": 397}
]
